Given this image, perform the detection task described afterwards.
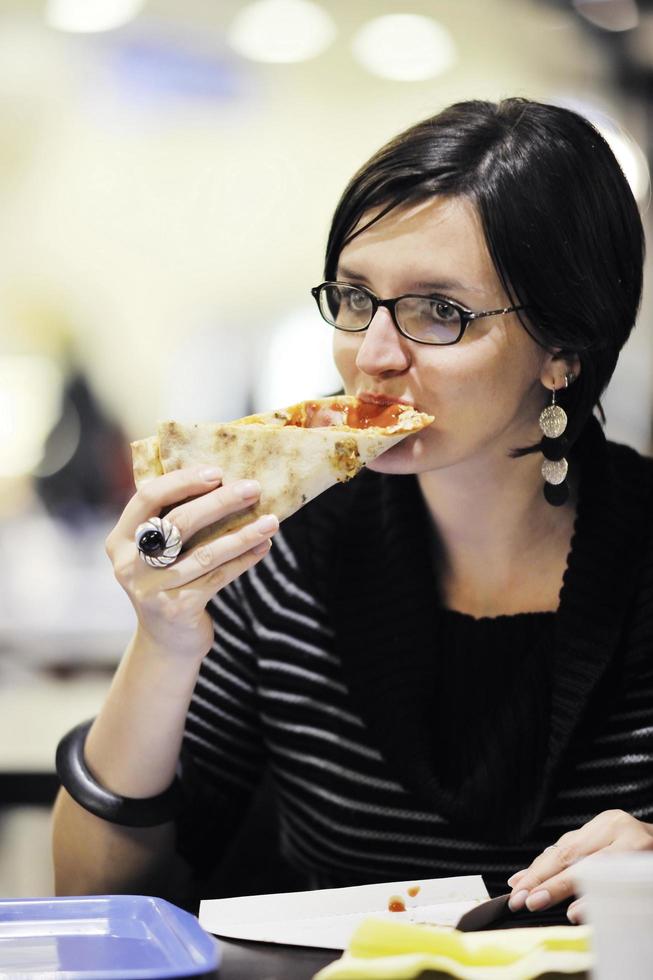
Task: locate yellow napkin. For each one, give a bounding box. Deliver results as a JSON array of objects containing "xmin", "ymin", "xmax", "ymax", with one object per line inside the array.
[{"xmin": 314, "ymin": 918, "xmax": 592, "ymax": 979}]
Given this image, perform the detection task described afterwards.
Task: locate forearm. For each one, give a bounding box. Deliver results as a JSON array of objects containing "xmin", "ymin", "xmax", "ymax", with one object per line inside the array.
[
  {"xmin": 84, "ymin": 626, "xmax": 203, "ymax": 795},
  {"xmin": 52, "ymin": 627, "xmax": 203, "ymax": 895},
  {"xmin": 52, "ymin": 790, "xmax": 179, "ymax": 896}
]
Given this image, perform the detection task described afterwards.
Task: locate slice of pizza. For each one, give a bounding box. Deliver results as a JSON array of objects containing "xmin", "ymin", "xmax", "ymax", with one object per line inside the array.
[{"xmin": 131, "ymin": 396, "xmax": 433, "ymax": 548}]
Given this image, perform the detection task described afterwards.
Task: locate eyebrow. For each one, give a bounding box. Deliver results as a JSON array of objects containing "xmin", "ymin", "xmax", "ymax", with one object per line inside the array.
[{"xmin": 336, "ymin": 264, "xmax": 485, "ymax": 296}]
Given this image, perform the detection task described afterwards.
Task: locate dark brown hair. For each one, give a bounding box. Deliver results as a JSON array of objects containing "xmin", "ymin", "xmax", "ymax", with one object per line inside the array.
[{"xmin": 324, "ymin": 97, "xmax": 645, "ymax": 447}]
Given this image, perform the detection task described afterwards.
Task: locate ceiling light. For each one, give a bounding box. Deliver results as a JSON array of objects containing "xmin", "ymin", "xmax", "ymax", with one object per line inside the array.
[
  {"xmin": 45, "ymin": 0, "xmax": 145, "ymax": 34},
  {"xmin": 227, "ymin": 0, "xmax": 336, "ymax": 64},
  {"xmin": 352, "ymin": 14, "xmax": 457, "ymax": 81}
]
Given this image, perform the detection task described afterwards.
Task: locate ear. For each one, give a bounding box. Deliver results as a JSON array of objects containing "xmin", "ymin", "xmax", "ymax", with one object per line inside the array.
[{"xmin": 539, "ymin": 350, "xmax": 581, "ymax": 390}]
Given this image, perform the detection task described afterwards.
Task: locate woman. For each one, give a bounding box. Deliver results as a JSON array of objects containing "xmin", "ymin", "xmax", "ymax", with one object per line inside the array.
[{"xmin": 53, "ymin": 98, "xmax": 653, "ymax": 926}]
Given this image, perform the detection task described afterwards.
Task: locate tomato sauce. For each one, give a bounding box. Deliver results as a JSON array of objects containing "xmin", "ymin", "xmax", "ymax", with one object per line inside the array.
[
  {"xmin": 346, "ymin": 401, "xmax": 405, "ymax": 429},
  {"xmin": 286, "ymin": 400, "xmax": 405, "ymax": 430},
  {"xmin": 388, "ymin": 896, "xmax": 406, "ymax": 912}
]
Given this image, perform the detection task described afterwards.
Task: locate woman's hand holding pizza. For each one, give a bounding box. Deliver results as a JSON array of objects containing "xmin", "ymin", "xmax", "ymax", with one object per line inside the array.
[
  {"xmin": 507, "ymin": 810, "xmax": 653, "ymax": 923},
  {"xmin": 105, "ymin": 466, "xmax": 278, "ymax": 660}
]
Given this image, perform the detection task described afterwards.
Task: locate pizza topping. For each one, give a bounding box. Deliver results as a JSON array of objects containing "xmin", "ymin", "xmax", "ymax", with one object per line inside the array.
[
  {"xmin": 407, "ymin": 885, "xmax": 421, "ymax": 897},
  {"xmin": 329, "ymin": 438, "xmax": 362, "ymax": 482},
  {"xmin": 346, "ymin": 401, "xmax": 408, "ymax": 429},
  {"xmin": 285, "ymin": 399, "xmax": 409, "ymax": 431}
]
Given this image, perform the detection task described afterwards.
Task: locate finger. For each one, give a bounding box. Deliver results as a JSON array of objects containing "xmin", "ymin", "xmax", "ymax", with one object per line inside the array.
[
  {"xmin": 507, "ymin": 868, "xmax": 529, "ymax": 888},
  {"xmin": 509, "ymin": 811, "xmax": 649, "ymax": 914},
  {"xmin": 114, "ymin": 465, "xmax": 224, "ymax": 539},
  {"xmin": 527, "ymin": 827, "xmax": 653, "ymax": 912},
  {"xmin": 157, "ymin": 535, "xmax": 274, "ymax": 616},
  {"xmin": 165, "ymin": 478, "xmax": 261, "ymax": 545},
  {"xmin": 508, "ymin": 844, "xmax": 572, "ymax": 910},
  {"xmin": 521, "ymin": 866, "xmax": 577, "ymax": 912},
  {"xmin": 139, "ymin": 513, "xmax": 280, "ymax": 590},
  {"xmin": 508, "ymin": 817, "xmax": 618, "ymax": 912},
  {"xmin": 198, "ymin": 535, "xmax": 273, "ymax": 600},
  {"xmin": 567, "ymin": 898, "xmax": 585, "ymax": 924}
]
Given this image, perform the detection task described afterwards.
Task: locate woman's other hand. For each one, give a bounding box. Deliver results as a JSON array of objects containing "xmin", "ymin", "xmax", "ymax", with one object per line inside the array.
[
  {"xmin": 507, "ymin": 810, "xmax": 653, "ymax": 922},
  {"xmin": 105, "ymin": 465, "xmax": 278, "ymax": 660}
]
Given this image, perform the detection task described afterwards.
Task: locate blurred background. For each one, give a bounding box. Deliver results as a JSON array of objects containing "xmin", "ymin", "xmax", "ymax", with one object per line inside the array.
[{"xmin": 0, "ymin": 0, "xmax": 652, "ymax": 897}]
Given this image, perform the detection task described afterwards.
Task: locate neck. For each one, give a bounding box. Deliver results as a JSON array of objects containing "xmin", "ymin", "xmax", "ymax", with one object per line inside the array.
[{"xmin": 417, "ymin": 446, "xmax": 577, "ymax": 615}]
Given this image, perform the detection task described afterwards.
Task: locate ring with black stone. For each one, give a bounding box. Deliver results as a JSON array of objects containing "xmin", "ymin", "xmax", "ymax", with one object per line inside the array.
[{"xmin": 135, "ymin": 516, "xmax": 182, "ymax": 568}]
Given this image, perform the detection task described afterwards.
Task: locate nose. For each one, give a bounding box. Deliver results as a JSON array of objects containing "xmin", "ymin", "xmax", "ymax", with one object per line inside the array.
[{"xmin": 354, "ymin": 306, "xmax": 412, "ymax": 377}]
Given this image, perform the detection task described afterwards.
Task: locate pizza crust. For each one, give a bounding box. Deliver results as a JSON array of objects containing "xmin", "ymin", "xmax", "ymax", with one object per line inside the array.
[{"xmin": 131, "ymin": 396, "xmax": 433, "ymax": 549}]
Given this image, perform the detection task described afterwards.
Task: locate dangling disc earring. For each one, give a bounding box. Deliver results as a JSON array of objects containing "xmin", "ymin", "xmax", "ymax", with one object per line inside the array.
[{"xmin": 539, "ymin": 376, "xmax": 571, "ymax": 506}]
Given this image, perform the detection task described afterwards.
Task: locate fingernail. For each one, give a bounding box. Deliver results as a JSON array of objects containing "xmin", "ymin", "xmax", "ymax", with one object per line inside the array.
[
  {"xmin": 526, "ymin": 889, "xmax": 551, "ymax": 912},
  {"xmin": 201, "ymin": 467, "xmax": 222, "ymax": 482},
  {"xmin": 255, "ymin": 514, "xmax": 278, "ymax": 534},
  {"xmin": 507, "ymin": 870, "xmax": 527, "ymax": 887},
  {"xmin": 508, "ymin": 889, "xmax": 529, "ymax": 912},
  {"xmin": 236, "ymin": 479, "xmax": 261, "ymax": 501}
]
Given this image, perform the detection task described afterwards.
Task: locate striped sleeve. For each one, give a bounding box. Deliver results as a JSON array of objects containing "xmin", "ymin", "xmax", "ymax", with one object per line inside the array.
[{"xmin": 175, "ymin": 576, "xmax": 267, "ymax": 873}]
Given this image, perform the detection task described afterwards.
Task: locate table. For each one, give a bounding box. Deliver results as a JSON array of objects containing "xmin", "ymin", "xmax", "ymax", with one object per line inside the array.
[{"xmin": 218, "ymin": 937, "xmax": 337, "ymax": 979}]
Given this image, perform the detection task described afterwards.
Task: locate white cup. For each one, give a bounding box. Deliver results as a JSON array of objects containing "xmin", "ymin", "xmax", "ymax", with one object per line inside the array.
[{"xmin": 573, "ymin": 852, "xmax": 653, "ymax": 980}]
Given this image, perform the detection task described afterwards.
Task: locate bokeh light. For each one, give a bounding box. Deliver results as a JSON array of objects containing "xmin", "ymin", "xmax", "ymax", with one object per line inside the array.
[
  {"xmin": 351, "ymin": 14, "xmax": 457, "ymax": 81},
  {"xmin": 45, "ymin": 0, "xmax": 146, "ymax": 34},
  {"xmin": 227, "ymin": 0, "xmax": 336, "ymax": 64}
]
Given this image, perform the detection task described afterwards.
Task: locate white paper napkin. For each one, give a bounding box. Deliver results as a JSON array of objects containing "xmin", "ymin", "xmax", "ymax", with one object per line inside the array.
[{"xmin": 199, "ymin": 875, "xmax": 490, "ymax": 949}]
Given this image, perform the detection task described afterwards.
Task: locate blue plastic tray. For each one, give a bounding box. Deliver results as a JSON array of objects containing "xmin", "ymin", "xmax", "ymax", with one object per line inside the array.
[{"xmin": 0, "ymin": 895, "xmax": 221, "ymax": 978}]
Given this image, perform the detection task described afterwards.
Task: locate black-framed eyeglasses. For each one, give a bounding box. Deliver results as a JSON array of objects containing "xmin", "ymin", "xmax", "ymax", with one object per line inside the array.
[{"xmin": 311, "ymin": 281, "xmax": 525, "ymax": 346}]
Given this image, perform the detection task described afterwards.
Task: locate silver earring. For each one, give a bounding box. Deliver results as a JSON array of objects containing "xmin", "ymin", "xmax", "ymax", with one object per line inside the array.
[
  {"xmin": 539, "ymin": 377, "xmax": 571, "ymax": 506},
  {"xmin": 539, "ymin": 383, "xmax": 568, "ymax": 439}
]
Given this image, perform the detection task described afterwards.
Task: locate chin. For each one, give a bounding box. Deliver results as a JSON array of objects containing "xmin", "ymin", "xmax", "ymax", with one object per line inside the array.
[{"xmin": 366, "ymin": 431, "xmax": 434, "ymax": 475}]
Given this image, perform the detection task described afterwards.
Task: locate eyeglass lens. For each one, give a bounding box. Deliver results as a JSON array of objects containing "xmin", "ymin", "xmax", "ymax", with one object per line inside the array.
[{"xmin": 318, "ymin": 283, "xmax": 462, "ymax": 344}]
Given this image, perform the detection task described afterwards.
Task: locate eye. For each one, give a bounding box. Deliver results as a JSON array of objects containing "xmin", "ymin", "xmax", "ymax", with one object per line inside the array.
[
  {"xmin": 433, "ymin": 300, "xmax": 457, "ymax": 321},
  {"xmin": 347, "ymin": 289, "xmax": 371, "ymax": 311}
]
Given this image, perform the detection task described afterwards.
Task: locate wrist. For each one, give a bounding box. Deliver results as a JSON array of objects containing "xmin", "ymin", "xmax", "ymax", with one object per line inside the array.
[
  {"xmin": 131, "ymin": 623, "xmax": 208, "ymax": 673},
  {"xmin": 115, "ymin": 626, "xmax": 206, "ymax": 710}
]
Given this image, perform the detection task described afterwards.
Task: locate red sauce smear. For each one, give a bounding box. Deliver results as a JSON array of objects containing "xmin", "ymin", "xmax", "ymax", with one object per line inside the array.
[
  {"xmin": 407, "ymin": 885, "xmax": 421, "ymax": 897},
  {"xmin": 286, "ymin": 400, "xmax": 406, "ymax": 430},
  {"xmin": 388, "ymin": 896, "xmax": 406, "ymax": 912},
  {"xmin": 285, "ymin": 401, "xmax": 333, "ymax": 427},
  {"xmin": 347, "ymin": 401, "xmax": 405, "ymax": 429}
]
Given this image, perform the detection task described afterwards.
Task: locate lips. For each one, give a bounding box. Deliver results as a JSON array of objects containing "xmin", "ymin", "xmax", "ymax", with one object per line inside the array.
[{"xmin": 357, "ymin": 392, "xmax": 415, "ymax": 409}]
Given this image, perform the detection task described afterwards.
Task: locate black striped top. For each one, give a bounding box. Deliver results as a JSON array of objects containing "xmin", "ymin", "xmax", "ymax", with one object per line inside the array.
[{"xmin": 177, "ymin": 418, "xmax": 653, "ymax": 903}]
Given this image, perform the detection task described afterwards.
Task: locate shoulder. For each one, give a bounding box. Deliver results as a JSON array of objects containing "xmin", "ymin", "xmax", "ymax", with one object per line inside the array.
[
  {"xmin": 605, "ymin": 434, "xmax": 653, "ymax": 473},
  {"xmin": 604, "ymin": 435, "xmax": 653, "ymax": 505},
  {"xmin": 578, "ymin": 417, "xmax": 653, "ymax": 505},
  {"xmin": 602, "ymin": 436, "xmax": 653, "ymax": 606},
  {"xmin": 595, "ymin": 434, "xmax": 653, "ymax": 569},
  {"xmin": 601, "ymin": 440, "xmax": 653, "ymax": 669}
]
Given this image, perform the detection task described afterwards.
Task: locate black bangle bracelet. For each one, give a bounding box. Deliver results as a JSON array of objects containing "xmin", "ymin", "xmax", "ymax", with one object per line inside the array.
[{"xmin": 55, "ymin": 719, "xmax": 183, "ymax": 827}]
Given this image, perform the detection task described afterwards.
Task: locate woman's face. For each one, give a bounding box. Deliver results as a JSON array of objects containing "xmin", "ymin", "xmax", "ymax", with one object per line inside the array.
[{"xmin": 333, "ymin": 195, "xmax": 555, "ymax": 476}]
